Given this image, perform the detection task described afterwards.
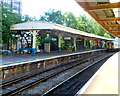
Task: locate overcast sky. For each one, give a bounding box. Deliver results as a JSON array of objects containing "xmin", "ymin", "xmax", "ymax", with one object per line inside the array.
[{"xmin": 21, "ymin": 0, "xmax": 87, "ymax": 19}]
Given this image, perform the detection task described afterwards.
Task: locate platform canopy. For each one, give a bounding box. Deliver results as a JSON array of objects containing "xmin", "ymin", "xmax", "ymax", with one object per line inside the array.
[
  {"xmin": 75, "ymin": 0, "xmax": 120, "ymax": 38},
  {"xmin": 10, "ymin": 21, "xmax": 114, "ymax": 41}
]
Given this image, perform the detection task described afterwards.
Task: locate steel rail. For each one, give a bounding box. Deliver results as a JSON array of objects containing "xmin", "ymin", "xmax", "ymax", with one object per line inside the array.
[
  {"xmin": 1, "ymin": 52, "xmax": 109, "ymax": 96},
  {"xmin": 1, "ymin": 52, "xmax": 103, "ymax": 88},
  {"xmin": 42, "ymin": 53, "xmax": 114, "ymax": 96}
]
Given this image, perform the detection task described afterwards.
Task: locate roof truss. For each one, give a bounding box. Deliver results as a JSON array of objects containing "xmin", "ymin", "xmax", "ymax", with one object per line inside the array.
[
  {"xmin": 99, "ymin": 17, "xmax": 120, "ymax": 21},
  {"xmin": 76, "ymin": 1, "xmax": 120, "ymax": 37},
  {"xmin": 88, "ymin": 3, "xmax": 120, "ymax": 11}
]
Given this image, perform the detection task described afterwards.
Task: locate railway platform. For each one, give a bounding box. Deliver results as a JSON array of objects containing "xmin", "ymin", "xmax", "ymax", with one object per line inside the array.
[
  {"xmin": 76, "ymin": 51, "xmax": 119, "ymax": 95},
  {"xmin": 1, "ymin": 49, "xmax": 105, "ymax": 80},
  {"xmin": 1, "ymin": 49, "xmax": 92, "ymax": 65}
]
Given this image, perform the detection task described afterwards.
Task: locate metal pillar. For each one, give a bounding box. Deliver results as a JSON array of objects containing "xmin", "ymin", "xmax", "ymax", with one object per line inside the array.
[
  {"xmin": 86, "ymin": 38, "xmax": 91, "ymax": 49},
  {"xmin": 32, "ymin": 30, "xmax": 38, "ymax": 56},
  {"xmin": 105, "ymin": 41, "xmax": 108, "ymax": 48},
  {"xmin": 32, "ymin": 31, "xmax": 37, "ymax": 48},
  {"xmin": 58, "ymin": 35, "xmax": 62, "ymax": 53},
  {"xmin": 98, "ymin": 40, "xmax": 102, "ymax": 49},
  {"xmin": 84, "ymin": 38, "xmax": 86, "ymax": 49},
  {"xmin": 102, "ymin": 41, "xmax": 105, "ymax": 49},
  {"xmin": 92, "ymin": 39, "xmax": 95, "ymax": 49},
  {"xmin": 17, "ymin": 37, "xmax": 21, "ymax": 51},
  {"xmin": 73, "ymin": 37, "xmax": 76, "ymax": 51}
]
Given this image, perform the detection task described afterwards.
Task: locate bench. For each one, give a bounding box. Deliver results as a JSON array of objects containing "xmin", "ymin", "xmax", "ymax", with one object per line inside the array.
[{"xmin": 19, "ymin": 48, "xmax": 36, "ymax": 56}]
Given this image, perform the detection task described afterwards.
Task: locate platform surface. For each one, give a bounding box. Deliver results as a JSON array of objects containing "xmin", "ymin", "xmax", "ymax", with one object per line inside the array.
[
  {"xmin": 77, "ymin": 52, "xmax": 119, "ymax": 95},
  {"xmin": 1, "ymin": 49, "xmax": 94, "ymax": 65}
]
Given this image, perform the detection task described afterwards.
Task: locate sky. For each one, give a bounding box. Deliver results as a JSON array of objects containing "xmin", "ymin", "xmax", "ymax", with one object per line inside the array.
[{"xmin": 21, "ymin": 0, "xmax": 87, "ymax": 19}]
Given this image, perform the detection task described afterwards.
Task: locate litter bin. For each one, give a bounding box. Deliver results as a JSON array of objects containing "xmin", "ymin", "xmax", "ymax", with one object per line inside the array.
[{"xmin": 44, "ymin": 43, "xmax": 50, "ymax": 52}]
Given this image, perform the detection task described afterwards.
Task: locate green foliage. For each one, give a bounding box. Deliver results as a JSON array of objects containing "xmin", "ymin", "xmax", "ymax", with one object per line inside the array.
[
  {"xmin": 2, "ymin": 4, "xmax": 22, "ymax": 46},
  {"xmin": 60, "ymin": 37, "xmax": 65, "ymax": 50},
  {"xmin": 22, "ymin": 15, "xmax": 38, "ymax": 22},
  {"xmin": 63, "ymin": 12, "xmax": 77, "ymax": 29},
  {"xmin": 39, "ymin": 9, "xmax": 64, "ymax": 25},
  {"xmin": 39, "ymin": 9, "xmax": 113, "ymax": 50},
  {"xmin": 39, "ymin": 9, "xmax": 113, "ymax": 38},
  {"xmin": 67, "ymin": 41, "xmax": 73, "ymax": 50},
  {"xmin": 36, "ymin": 34, "xmax": 58, "ymax": 50},
  {"xmin": 1, "ymin": 4, "xmax": 113, "ymax": 51},
  {"xmin": 1, "ymin": 4, "xmax": 39, "ymax": 49},
  {"xmin": 75, "ymin": 15, "xmax": 89, "ymax": 31},
  {"xmin": 36, "ymin": 34, "xmax": 51, "ymax": 46},
  {"xmin": 0, "ymin": 5, "xmax": 2, "ymax": 32},
  {"xmin": 104, "ymin": 33, "xmax": 112, "ymax": 38},
  {"xmin": 75, "ymin": 15, "xmax": 109, "ymax": 37}
]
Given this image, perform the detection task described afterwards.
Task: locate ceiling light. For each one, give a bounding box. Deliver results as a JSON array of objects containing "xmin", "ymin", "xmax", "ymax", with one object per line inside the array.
[{"xmin": 109, "ymin": 0, "xmax": 120, "ymax": 3}]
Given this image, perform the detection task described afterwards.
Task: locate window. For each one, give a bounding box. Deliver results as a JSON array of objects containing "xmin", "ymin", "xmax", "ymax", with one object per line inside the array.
[
  {"xmin": 13, "ymin": 1, "xmax": 19, "ymax": 9},
  {"xmin": 5, "ymin": 0, "xmax": 11, "ymax": 5}
]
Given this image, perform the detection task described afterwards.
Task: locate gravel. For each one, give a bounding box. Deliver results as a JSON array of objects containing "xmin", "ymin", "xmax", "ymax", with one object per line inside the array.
[
  {"xmin": 16, "ymin": 62, "xmax": 91, "ymax": 95},
  {"xmin": 16, "ymin": 53, "xmax": 111, "ymax": 95}
]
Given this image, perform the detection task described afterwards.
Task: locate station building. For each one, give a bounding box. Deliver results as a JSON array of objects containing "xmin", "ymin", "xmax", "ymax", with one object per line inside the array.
[
  {"xmin": 10, "ymin": 21, "xmax": 114, "ymax": 56},
  {"xmin": 0, "ymin": 0, "xmax": 119, "ymax": 95},
  {"xmin": 1, "ymin": 0, "xmax": 22, "ymax": 14}
]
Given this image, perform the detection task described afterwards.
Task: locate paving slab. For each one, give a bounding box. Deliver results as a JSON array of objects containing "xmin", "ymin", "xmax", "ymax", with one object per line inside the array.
[{"xmin": 77, "ymin": 52, "xmax": 119, "ymax": 94}]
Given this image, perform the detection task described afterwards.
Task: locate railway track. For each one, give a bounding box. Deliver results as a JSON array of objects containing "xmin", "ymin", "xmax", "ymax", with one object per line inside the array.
[
  {"xmin": 42, "ymin": 53, "xmax": 114, "ymax": 96},
  {"xmin": 1, "ymin": 52, "xmax": 114, "ymax": 96},
  {"xmin": 2, "ymin": 52, "xmax": 100, "ymax": 87}
]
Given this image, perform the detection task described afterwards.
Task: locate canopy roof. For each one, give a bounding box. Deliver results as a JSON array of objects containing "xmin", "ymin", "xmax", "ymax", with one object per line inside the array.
[
  {"xmin": 10, "ymin": 21, "xmax": 114, "ymax": 41},
  {"xmin": 75, "ymin": 0, "xmax": 120, "ymax": 38}
]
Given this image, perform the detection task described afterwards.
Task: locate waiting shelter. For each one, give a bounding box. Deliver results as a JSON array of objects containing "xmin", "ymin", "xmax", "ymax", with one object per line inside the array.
[{"xmin": 10, "ymin": 21, "xmax": 114, "ymax": 56}]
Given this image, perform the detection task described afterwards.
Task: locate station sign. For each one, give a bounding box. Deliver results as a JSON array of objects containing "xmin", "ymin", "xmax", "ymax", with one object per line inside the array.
[
  {"xmin": 64, "ymin": 37, "xmax": 71, "ymax": 40},
  {"xmin": 76, "ymin": 39, "xmax": 81, "ymax": 41},
  {"xmin": 51, "ymin": 38, "xmax": 57, "ymax": 41}
]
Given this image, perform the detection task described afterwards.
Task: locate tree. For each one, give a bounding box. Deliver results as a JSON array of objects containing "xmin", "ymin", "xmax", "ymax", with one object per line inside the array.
[
  {"xmin": 1, "ymin": 4, "xmax": 23, "ymax": 50},
  {"xmin": 75, "ymin": 15, "xmax": 112, "ymax": 38},
  {"xmin": 39, "ymin": 9, "xmax": 113, "ymax": 49},
  {"xmin": 63, "ymin": 12, "xmax": 77, "ymax": 29},
  {"xmin": 22, "ymin": 15, "xmax": 38, "ymax": 22},
  {"xmin": 75, "ymin": 15, "xmax": 88, "ymax": 32},
  {"xmin": 1, "ymin": 4, "xmax": 39, "ymax": 50},
  {"xmin": 39, "ymin": 9, "xmax": 64, "ymax": 25},
  {"xmin": 86, "ymin": 18, "xmax": 110, "ymax": 37}
]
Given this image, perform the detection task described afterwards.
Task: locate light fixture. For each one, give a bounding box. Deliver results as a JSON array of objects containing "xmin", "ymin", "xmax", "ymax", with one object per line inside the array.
[{"xmin": 110, "ymin": 0, "xmax": 120, "ymax": 3}]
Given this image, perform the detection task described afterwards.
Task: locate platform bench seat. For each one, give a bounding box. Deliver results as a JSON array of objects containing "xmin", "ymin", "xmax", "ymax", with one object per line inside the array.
[{"xmin": 19, "ymin": 48, "xmax": 36, "ymax": 56}]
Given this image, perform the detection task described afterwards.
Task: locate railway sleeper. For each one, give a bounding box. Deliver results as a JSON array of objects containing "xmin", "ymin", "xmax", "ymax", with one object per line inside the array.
[
  {"xmin": 1, "ymin": 52, "xmax": 108, "ymax": 95},
  {"xmin": 3, "ymin": 51, "xmax": 105, "ymax": 88},
  {"xmin": 1, "ymin": 52, "xmax": 98, "ymax": 85}
]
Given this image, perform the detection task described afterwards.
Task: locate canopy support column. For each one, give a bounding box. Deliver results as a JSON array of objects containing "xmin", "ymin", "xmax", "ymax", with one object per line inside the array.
[
  {"xmin": 92, "ymin": 39, "xmax": 95, "ymax": 49},
  {"xmin": 73, "ymin": 37, "xmax": 76, "ymax": 51},
  {"xmin": 31, "ymin": 30, "xmax": 38, "ymax": 56},
  {"xmin": 58, "ymin": 35, "xmax": 62, "ymax": 53},
  {"xmin": 98, "ymin": 40, "xmax": 101, "ymax": 49},
  {"xmin": 105, "ymin": 41, "xmax": 109, "ymax": 48},
  {"xmin": 32, "ymin": 31, "xmax": 37, "ymax": 49},
  {"xmin": 102, "ymin": 41, "xmax": 105, "ymax": 49},
  {"xmin": 84, "ymin": 37, "xmax": 86, "ymax": 49}
]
